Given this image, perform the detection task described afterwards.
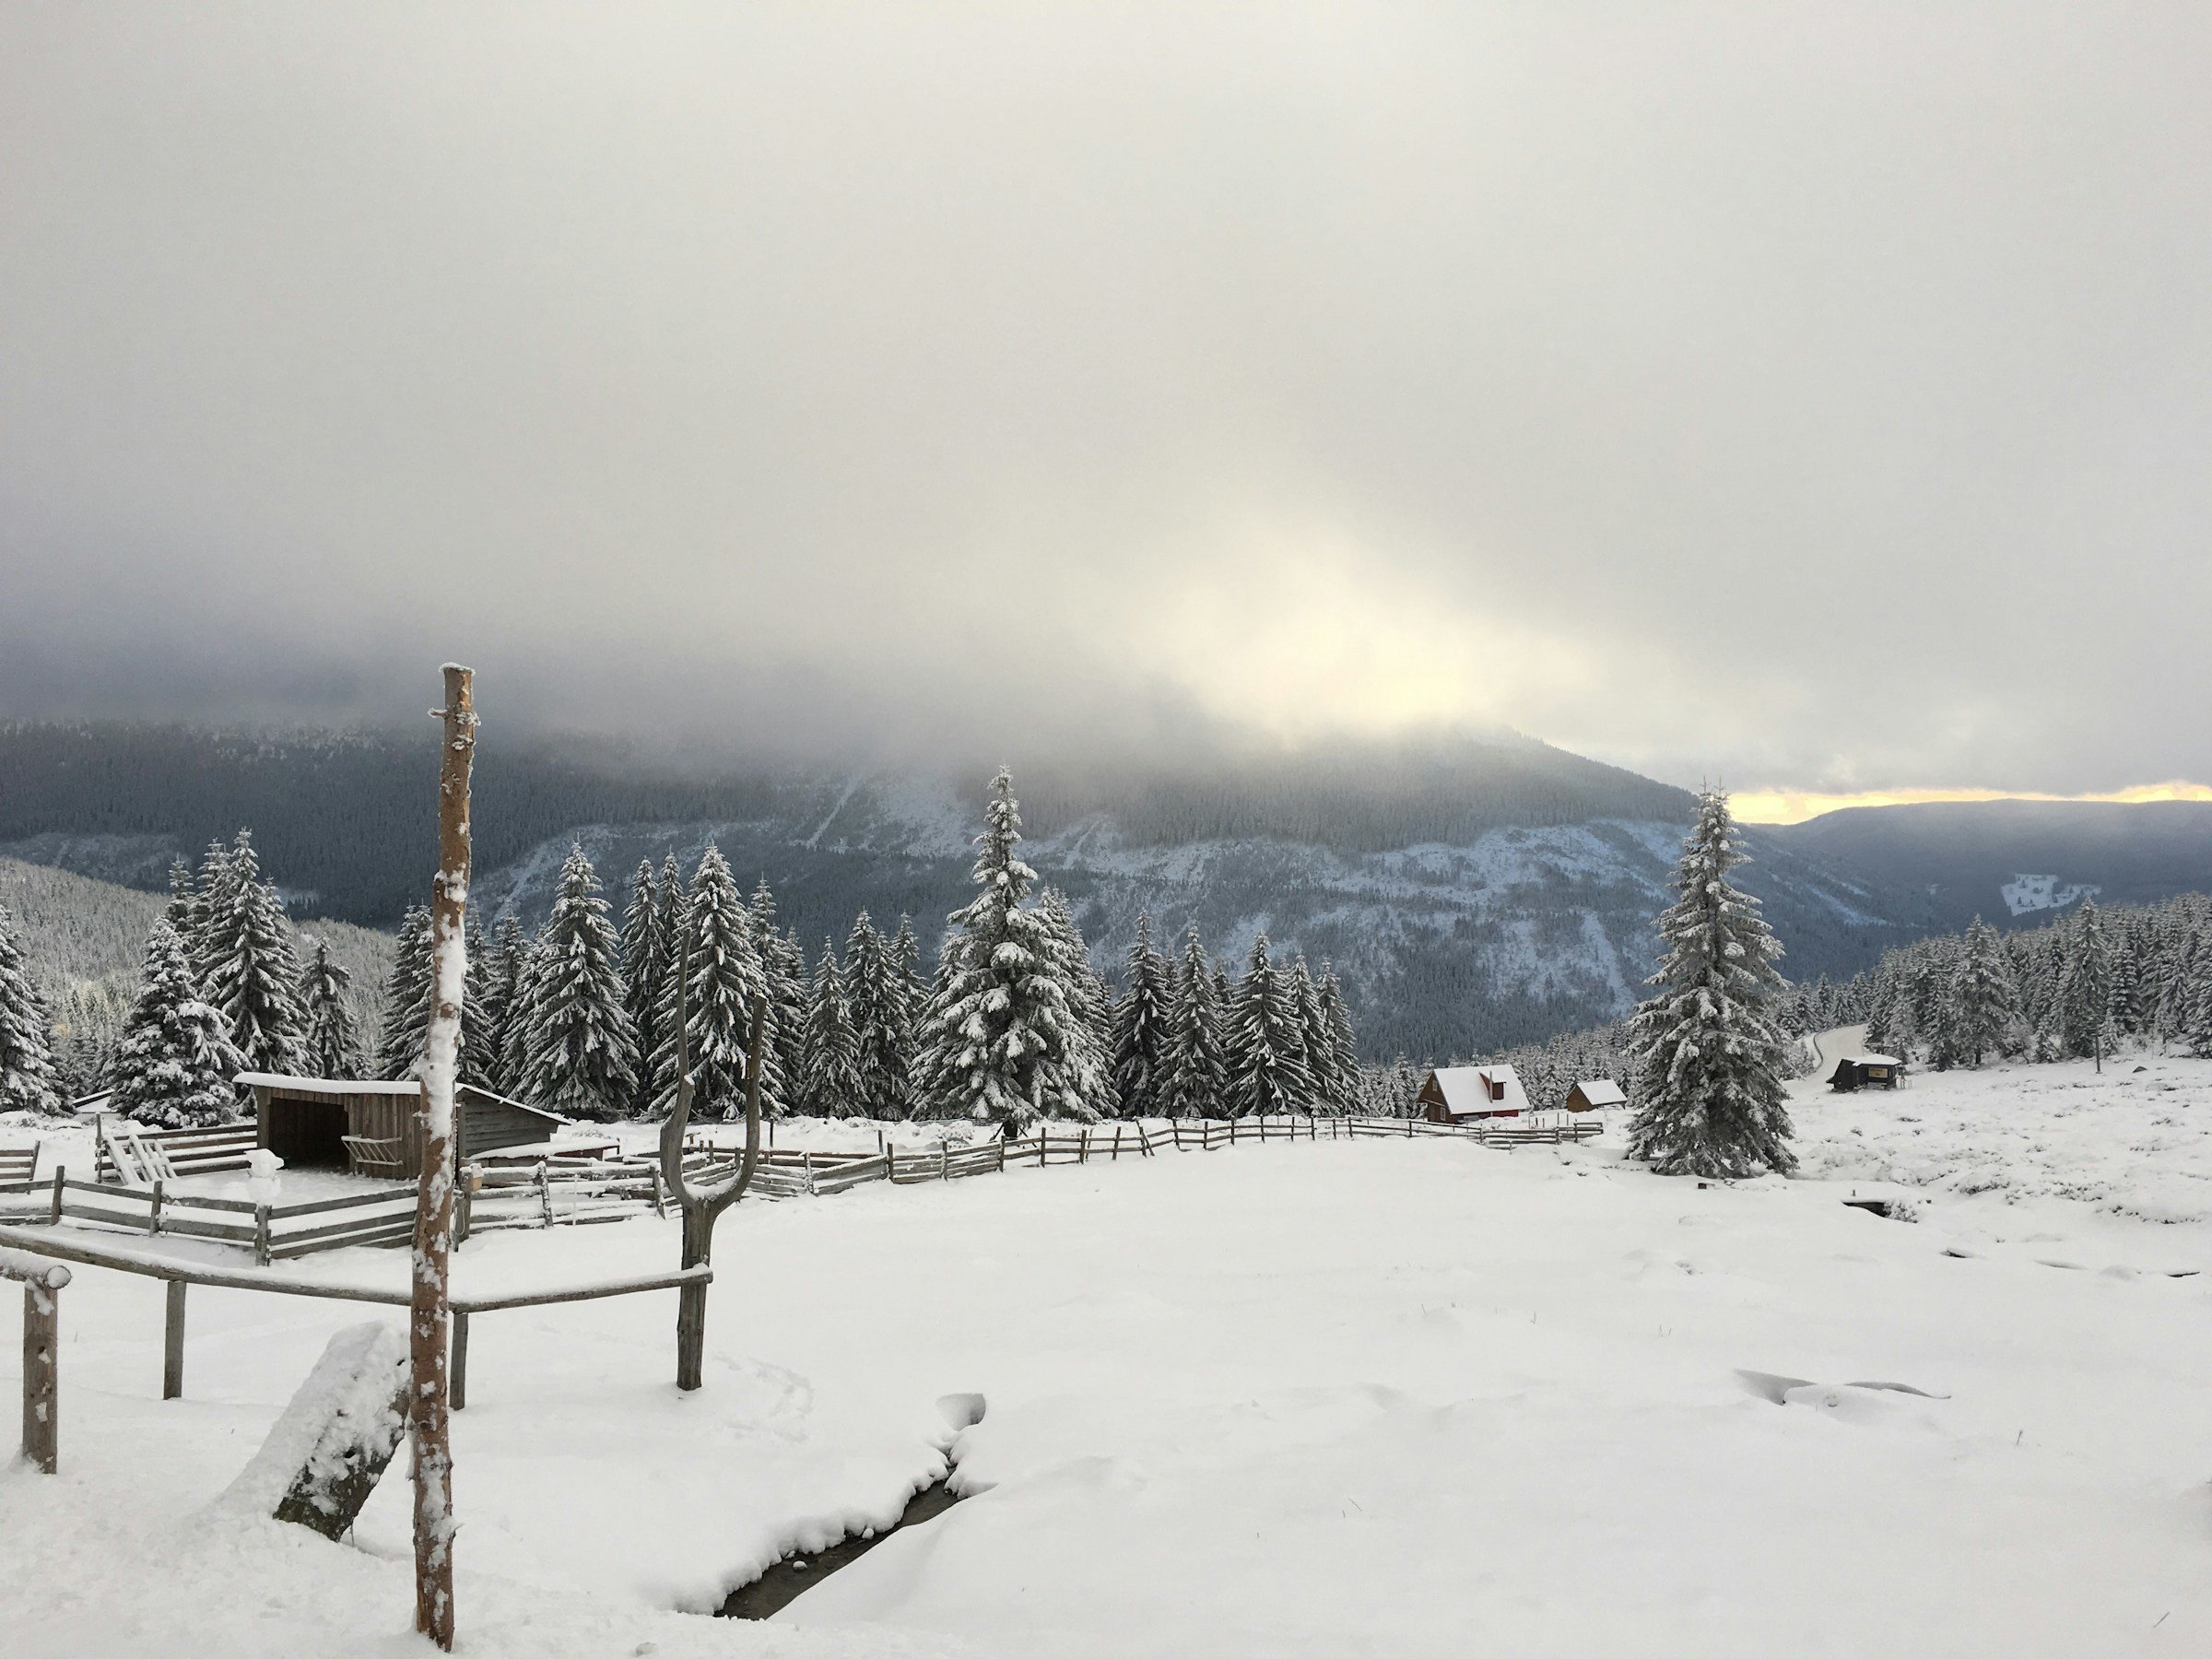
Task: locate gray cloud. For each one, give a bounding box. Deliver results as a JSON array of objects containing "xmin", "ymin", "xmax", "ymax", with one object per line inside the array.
[{"xmin": 3, "ymin": 3, "xmax": 2207, "ymax": 792}]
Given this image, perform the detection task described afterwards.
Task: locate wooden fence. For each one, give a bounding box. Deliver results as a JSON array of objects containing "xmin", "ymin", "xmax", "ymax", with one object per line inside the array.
[
  {"xmin": 93, "ymin": 1118, "xmax": 259, "ymax": 1182},
  {"xmin": 8, "ymin": 1165, "xmax": 420, "ymax": 1264},
  {"xmin": 2, "ymin": 1243, "xmax": 70, "ymax": 1472}
]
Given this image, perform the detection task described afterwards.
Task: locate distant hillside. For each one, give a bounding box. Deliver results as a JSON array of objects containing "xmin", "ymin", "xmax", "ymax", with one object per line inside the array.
[
  {"xmin": 1760, "ymin": 800, "xmax": 2212, "ymax": 934},
  {"xmin": 0, "ymin": 855, "xmax": 393, "ymax": 1072}
]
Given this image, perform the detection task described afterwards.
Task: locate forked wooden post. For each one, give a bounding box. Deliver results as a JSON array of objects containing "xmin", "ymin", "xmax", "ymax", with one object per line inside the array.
[{"xmin": 411, "ymin": 663, "xmax": 476, "ymax": 1651}]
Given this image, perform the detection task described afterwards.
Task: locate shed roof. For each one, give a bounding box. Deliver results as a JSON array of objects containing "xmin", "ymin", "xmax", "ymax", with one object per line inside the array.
[
  {"xmin": 1838, "ymin": 1054, "xmax": 1903, "ymax": 1068},
  {"xmin": 235, "ymin": 1072, "xmax": 424, "ymax": 1098},
  {"xmin": 1426, "ymin": 1064, "xmax": 1529, "ymax": 1115},
  {"xmin": 1571, "ymin": 1079, "xmax": 1626, "ymax": 1107}
]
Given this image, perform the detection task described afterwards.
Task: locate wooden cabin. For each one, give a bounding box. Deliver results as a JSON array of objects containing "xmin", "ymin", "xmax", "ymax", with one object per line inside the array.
[
  {"xmin": 1826, "ymin": 1053, "xmax": 1903, "ymax": 1092},
  {"xmin": 238, "ymin": 1073, "xmax": 570, "ymax": 1178},
  {"xmin": 1563, "ymin": 1079, "xmax": 1625, "ymax": 1113},
  {"xmin": 1418, "ymin": 1064, "xmax": 1529, "ymax": 1123}
]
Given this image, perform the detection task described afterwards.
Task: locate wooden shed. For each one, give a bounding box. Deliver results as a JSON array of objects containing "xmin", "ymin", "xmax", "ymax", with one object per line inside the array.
[
  {"xmin": 1418, "ymin": 1065, "xmax": 1529, "ymax": 1123},
  {"xmin": 238, "ymin": 1073, "xmax": 570, "ymax": 1178},
  {"xmin": 1563, "ymin": 1079, "xmax": 1626, "ymax": 1113},
  {"xmin": 1826, "ymin": 1053, "xmax": 1903, "ymax": 1092}
]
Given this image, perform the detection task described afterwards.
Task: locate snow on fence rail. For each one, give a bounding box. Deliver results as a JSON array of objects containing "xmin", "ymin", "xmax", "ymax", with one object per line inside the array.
[{"xmin": 1, "ymin": 1167, "xmax": 422, "ymax": 1264}]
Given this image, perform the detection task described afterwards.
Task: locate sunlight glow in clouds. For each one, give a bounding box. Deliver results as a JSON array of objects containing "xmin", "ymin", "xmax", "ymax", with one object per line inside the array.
[{"xmin": 1733, "ymin": 782, "xmax": 2212, "ymax": 825}]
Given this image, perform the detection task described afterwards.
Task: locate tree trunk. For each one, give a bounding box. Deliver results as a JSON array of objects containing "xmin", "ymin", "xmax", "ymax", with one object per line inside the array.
[
  {"xmin": 410, "ymin": 665, "xmax": 475, "ymax": 1652},
  {"xmin": 675, "ymin": 1205, "xmax": 712, "ymax": 1391}
]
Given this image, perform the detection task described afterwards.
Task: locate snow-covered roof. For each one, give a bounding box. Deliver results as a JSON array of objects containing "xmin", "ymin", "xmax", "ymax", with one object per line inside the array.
[
  {"xmin": 1839, "ymin": 1054, "xmax": 1903, "ymax": 1068},
  {"xmin": 234, "ymin": 1073, "xmax": 425, "ymax": 1099},
  {"xmin": 1427, "ymin": 1065, "xmax": 1530, "ymax": 1116},
  {"xmin": 1571, "ymin": 1079, "xmax": 1626, "ymax": 1107}
]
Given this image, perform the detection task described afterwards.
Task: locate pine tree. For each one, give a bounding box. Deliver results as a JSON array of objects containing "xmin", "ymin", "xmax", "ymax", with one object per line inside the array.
[
  {"xmin": 1624, "ymin": 788, "xmax": 1795, "ymax": 1178},
  {"xmin": 1288, "ymin": 954, "xmax": 1327, "ymax": 1112},
  {"xmin": 473, "ymin": 914, "xmax": 526, "ymax": 1094},
  {"xmin": 2062, "ymin": 900, "xmax": 2116, "ymax": 1069},
  {"xmin": 163, "ymin": 859, "xmax": 196, "ymax": 937},
  {"xmin": 376, "ymin": 905, "xmax": 435, "ymax": 1080},
  {"xmin": 845, "ymin": 912, "xmax": 913, "ymax": 1120},
  {"xmin": 297, "ymin": 939, "xmax": 362, "ymax": 1077},
  {"xmin": 112, "ymin": 920, "xmax": 244, "ymax": 1128},
  {"xmin": 1946, "ymin": 917, "xmax": 2018, "ymax": 1068},
  {"xmin": 516, "ymin": 845, "xmax": 639, "ymax": 1120},
  {"xmin": 1313, "ymin": 962, "xmax": 1361, "ymax": 1113},
  {"xmin": 1159, "ymin": 925, "xmax": 1229, "ymax": 1120},
  {"xmin": 653, "ymin": 844, "xmax": 775, "ymax": 1120},
  {"xmin": 914, "ymin": 769, "xmax": 1101, "ymax": 1132},
  {"xmin": 0, "ymin": 903, "xmax": 63, "ymax": 1114},
  {"xmin": 199, "ymin": 830, "xmax": 308, "ymax": 1076},
  {"xmin": 188, "ymin": 837, "xmax": 239, "ymax": 984},
  {"xmin": 1229, "ymin": 933, "xmax": 1312, "ymax": 1118},
  {"xmin": 621, "ymin": 860, "xmax": 666, "ymax": 1113},
  {"xmin": 1108, "ymin": 912, "xmax": 1174, "ymax": 1118},
  {"xmin": 799, "ymin": 937, "xmax": 863, "ymax": 1115}
]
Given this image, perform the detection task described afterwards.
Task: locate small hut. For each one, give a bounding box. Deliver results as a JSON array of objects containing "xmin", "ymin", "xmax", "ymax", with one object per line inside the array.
[
  {"xmin": 238, "ymin": 1073, "xmax": 570, "ymax": 1178},
  {"xmin": 1417, "ymin": 1064, "xmax": 1529, "ymax": 1123},
  {"xmin": 1826, "ymin": 1053, "xmax": 1903, "ymax": 1092},
  {"xmin": 1563, "ymin": 1079, "xmax": 1625, "ymax": 1113}
]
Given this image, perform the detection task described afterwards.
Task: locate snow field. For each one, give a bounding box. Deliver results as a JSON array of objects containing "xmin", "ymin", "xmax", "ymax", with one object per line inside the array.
[{"xmin": 2, "ymin": 1069, "xmax": 2211, "ymax": 1654}]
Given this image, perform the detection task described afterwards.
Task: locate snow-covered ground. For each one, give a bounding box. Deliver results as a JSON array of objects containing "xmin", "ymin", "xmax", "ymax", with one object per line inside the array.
[{"xmin": 5, "ymin": 1057, "xmax": 2212, "ymax": 1655}]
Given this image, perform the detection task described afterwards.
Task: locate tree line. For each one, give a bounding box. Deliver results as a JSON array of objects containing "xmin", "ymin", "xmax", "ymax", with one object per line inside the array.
[{"xmin": 0, "ymin": 770, "xmax": 1366, "ymax": 1133}]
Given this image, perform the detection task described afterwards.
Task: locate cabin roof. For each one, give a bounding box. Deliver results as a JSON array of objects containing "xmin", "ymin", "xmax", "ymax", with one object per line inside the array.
[
  {"xmin": 235, "ymin": 1072, "xmax": 425, "ymax": 1098},
  {"xmin": 1425, "ymin": 1064, "xmax": 1529, "ymax": 1115},
  {"xmin": 1837, "ymin": 1053, "xmax": 1903, "ymax": 1068},
  {"xmin": 1571, "ymin": 1079, "xmax": 1626, "ymax": 1106}
]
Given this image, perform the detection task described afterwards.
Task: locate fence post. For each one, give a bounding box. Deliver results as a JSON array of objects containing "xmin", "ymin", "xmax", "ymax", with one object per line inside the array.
[
  {"xmin": 456, "ymin": 1171, "xmax": 474, "ymax": 1244},
  {"xmin": 805, "ymin": 1150, "xmax": 817, "ymax": 1195},
  {"xmin": 163, "ymin": 1280, "xmax": 187, "ymax": 1400},
  {"xmin": 48, "ymin": 1165, "xmax": 65, "ymax": 1227},
  {"xmin": 650, "ymin": 1163, "xmax": 667, "ymax": 1218},
  {"xmin": 997, "ymin": 1136, "xmax": 1007, "ymax": 1173},
  {"xmin": 1112, "ymin": 1124, "xmax": 1123, "ymax": 1161},
  {"xmin": 939, "ymin": 1140, "xmax": 949, "ymax": 1182},
  {"xmin": 537, "ymin": 1161, "xmax": 554, "ymax": 1230},
  {"xmin": 451, "ymin": 1311, "xmax": 470, "ymax": 1412},
  {"xmin": 20, "ymin": 1270, "xmax": 65, "ymax": 1473},
  {"xmin": 148, "ymin": 1177, "xmax": 165, "ymax": 1236},
  {"xmin": 253, "ymin": 1204, "xmax": 272, "ymax": 1267}
]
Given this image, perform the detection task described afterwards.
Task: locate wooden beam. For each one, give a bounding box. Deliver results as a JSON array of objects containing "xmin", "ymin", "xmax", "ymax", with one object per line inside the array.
[{"xmin": 164, "ymin": 1280, "xmax": 187, "ymax": 1400}]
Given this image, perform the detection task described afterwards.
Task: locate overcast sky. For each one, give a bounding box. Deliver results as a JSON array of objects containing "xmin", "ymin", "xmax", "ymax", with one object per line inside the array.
[{"xmin": 3, "ymin": 4, "xmax": 2206, "ymax": 806}]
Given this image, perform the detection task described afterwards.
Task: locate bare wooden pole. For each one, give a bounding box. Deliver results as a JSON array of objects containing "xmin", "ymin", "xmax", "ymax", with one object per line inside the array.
[
  {"xmin": 656, "ymin": 922, "xmax": 765, "ymax": 1392},
  {"xmin": 411, "ymin": 665, "xmax": 475, "ymax": 1651}
]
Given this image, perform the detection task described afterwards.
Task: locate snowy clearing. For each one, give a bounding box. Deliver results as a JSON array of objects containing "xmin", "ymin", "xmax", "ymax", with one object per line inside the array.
[{"xmin": 4, "ymin": 1064, "xmax": 2212, "ymax": 1655}]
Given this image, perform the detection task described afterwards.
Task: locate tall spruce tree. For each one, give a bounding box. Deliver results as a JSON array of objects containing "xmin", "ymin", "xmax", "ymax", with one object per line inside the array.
[
  {"xmin": 845, "ymin": 912, "xmax": 912, "ymax": 1120},
  {"xmin": 297, "ymin": 939, "xmax": 362, "ymax": 1077},
  {"xmin": 516, "ymin": 845, "xmax": 639, "ymax": 1120},
  {"xmin": 1108, "ymin": 912, "xmax": 1174, "ymax": 1119},
  {"xmin": 0, "ymin": 903, "xmax": 62, "ymax": 1114},
  {"xmin": 2061, "ymin": 900, "xmax": 2116, "ymax": 1069},
  {"xmin": 914, "ymin": 769, "xmax": 1101, "ymax": 1131},
  {"xmin": 375, "ymin": 905, "xmax": 435, "ymax": 1080},
  {"xmin": 112, "ymin": 919, "xmax": 244, "ymax": 1128},
  {"xmin": 188, "ymin": 837, "xmax": 239, "ymax": 983},
  {"xmin": 1312, "ymin": 962, "xmax": 1361, "ymax": 1113},
  {"xmin": 474, "ymin": 914, "xmax": 527, "ymax": 1094},
  {"xmin": 621, "ymin": 860, "xmax": 666, "ymax": 1112},
  {"xmin": 200, "ymin": 830, "xmax": 308, "ymax": 1077},
  {"xmin": 1230, "ymin": 933, "xmax": 1312, "ymax": 1117},
  {"xmin": 1287, "ymin": 955, "xmax": 1326, "ymax": 1112},
  {"xmin": 1624, "ymin": 788, "xmax": 1795, "ymax": 1178},
  {"xmin": 1160, "ymin": 925, "xmax": 1229, "ymax": 1120},
  {"xmin": 799, "ymin": 938, "xmax": 864, "ymax": 1115},
  {"xmin": 1947, "ymin": 917, "xmax": 2018, "ymax": 1067},
  {"xmin": 653, "ymin": 844, "xmax": 775, "ymax": 1120},
  {"xmin": 744, "ymin": 880, "xmax": 806, "ymax": 1119}
]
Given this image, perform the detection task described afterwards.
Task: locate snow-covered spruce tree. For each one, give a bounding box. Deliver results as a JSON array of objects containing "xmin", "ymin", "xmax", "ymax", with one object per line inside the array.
[
  {"xmin": 163, "ymin": 859, "xmax": 197, "ymax": 938},
  {"xmin": 0, "ymin": 903, "xmax": 63, "ymax": 1114},
  {"xmin": 472, "ymin": 914, "xmax": 526, "ymax": 1094},
  {"xmin": 1230, "ymin": 933, "xmax": 1312, "ymax": 1118},
  {"xmin": 845, "ymin": 912, "xmax": 912, "ymax": 1120},
  {"xmin": 517, "ymin": 844, "xmax": 639, "ymax": 1121},
  {"xmin": 652, "ymin": 844, "xmax": 775, "ymax": 1120},
  {"xmin": 1314, "ymin": 962, "xmax": 1362, "ymax": 1114},
  {"xmin": 1946, "ymin": 917, "xmax": 2018, "ymax": 1068},
  {"xmin": 1623, "ymin": 788, "xmax": 1795, "ymax": 1178},
  {"xmin": 297, "ymin": 938, "xmax": 363, "ymax": 1077},
  {"xmin": 621, "ymin": 860, "xmax": 666, "ymax": 1113},
  {"xmin": 199, "ymin": 830, "xmax": 308, "ymax": 1076},
  {"xmin": 2061, "ymin": 900, "xmax": 2116, "ymax": 1069},
  {"xmin": 111, "ymin": 919, "xmax": 245, "ymax": 1128},
  {"xmin": 1035, "ymin": 888, "xmax": 1115, "ymax": 1061},
  {"xmin": 913, "ymin": 769, "xmax": 1102, "ymax": 1133},
  {"xmin": 188, "ymin": 837, "xmax": 239, "ymax": 984},
  {"xmin": 375, "ymin": 905, "xmax": 435, "ymax": 1080},
  {"xmin": 1288, "ymin": 955, "xmax": 1328, "ymax": 1112},
  {"xmin": 743, "ymin": 880, "xmax": 805, "ymax": 1119},
  {"xmin": 1159, "ymin": 925, "xmax": 1229, "ymax": 1120},
  {"xmin": 799, "ymin": 938, "xmax": 863, "ymax": 1115},
  {"xmin": 1108, "ymin": 912, "xmax": 1174, "ymax": 1119}
]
